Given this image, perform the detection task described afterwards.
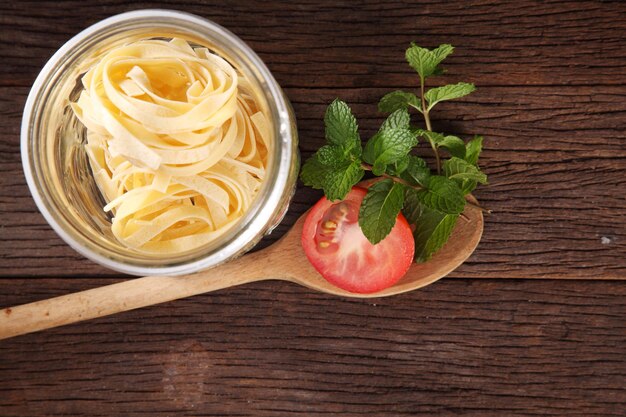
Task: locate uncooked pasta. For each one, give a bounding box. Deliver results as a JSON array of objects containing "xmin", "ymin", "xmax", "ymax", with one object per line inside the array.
[{"xmin": 71, "ymin": 38, "xmax": 270, "ymax": 254}]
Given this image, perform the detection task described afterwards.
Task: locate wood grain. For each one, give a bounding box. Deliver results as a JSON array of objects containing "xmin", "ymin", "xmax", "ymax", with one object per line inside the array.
[
  {"xmin": 0, "ymin": 278, "xmax": 625, "ymax": 416},
  {"xmin": 0, "ymin": 0, "xmax": 625, "ymax": 415}
]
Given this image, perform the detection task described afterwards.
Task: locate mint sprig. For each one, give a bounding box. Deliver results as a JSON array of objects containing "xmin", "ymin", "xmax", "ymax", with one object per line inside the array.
[
  {"xmin": 300, "ymin": 43, "xmax": 490, "ymax": 262},
  {"xmin": 406, "ymin": 43, "xmax": 454, "ymax": 81},
  {"xmin": 300, "ymin": 100, "xmax": 365, "ymax": 201}
]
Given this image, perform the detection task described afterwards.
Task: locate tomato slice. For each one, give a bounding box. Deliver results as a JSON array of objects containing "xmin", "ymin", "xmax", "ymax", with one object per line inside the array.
[{"xmin": 301, "ymin": 187, "xmax": 415, "ymax": 294}]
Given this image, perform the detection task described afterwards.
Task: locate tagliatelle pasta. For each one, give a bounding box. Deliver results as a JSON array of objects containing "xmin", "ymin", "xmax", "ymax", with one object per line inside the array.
[{"xmin": 71, "ymin": 38, "xmax": 270, "ymax": 254}]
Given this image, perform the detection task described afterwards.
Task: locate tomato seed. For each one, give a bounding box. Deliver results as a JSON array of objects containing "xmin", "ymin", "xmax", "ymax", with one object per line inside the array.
[{"xmin": 323, "ymin": 221, "xmax": 337, "ymax": 230}]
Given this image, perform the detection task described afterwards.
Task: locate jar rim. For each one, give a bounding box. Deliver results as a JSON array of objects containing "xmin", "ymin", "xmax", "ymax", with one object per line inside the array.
[{"xmin": 21, "ymin": 9, "xmax": 297, "ymax": 276}]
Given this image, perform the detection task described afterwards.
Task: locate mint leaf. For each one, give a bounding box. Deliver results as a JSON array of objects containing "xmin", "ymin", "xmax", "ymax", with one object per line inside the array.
[
  {"xmin": 380, "ymin": 108, "xmax": 411, "ymax": 131},
  {"xmin": 359, "ymin": 179, "xmax": 405, "ymax": 244},
  {"xmin": 443, "ymin": 157, "xmax": 488, "ymax": 184},
  {"xmin": 460, "ymin": 179, "xmax": 478, "ymax": 195},
  {"xmin": 465, "ymin": 135, "xmax": 483, "ymax": 165},
  {"xmin": 404, "ymin": 190, "xmax": 460, "ymax": 262},
  {"xmin": 405, "ymin": 43, "xmax": 454, "ymax": 80},
  {"xmin": 437, "ymin": 135, "xmax": 466, "ymax": 158},
  {"xmin": 300, "ymin": 154, "xmax": 328, "ymax": 189},
  {"xmin": 372, "ymin": 159, "xmax": 387, "ymax": 176},
  {"xmin": 362, "ymin": 128, "xmax": 418, "ymax": 168},
  {"xmin": 416, "ymin": 175, "xmax": 465, "ymax": 214},
  {"xmin": 379, "ymin": 91, "xmax": 421, "ymax": 113},
  {"xmin": 425, "ymin": 82, "xmax": 475, "ymax": 110},
  {"xmin": 401, "ymin": 155, "xmax": 430, "ymax": 186},
  {"xmin": 301, "ymin": 155, "xmax": 364, "ymax": 201},
  {"xmin": 414, "ymin": 130, "xmax": 442, "ymax": 147},
  {"xmin": 385, "ymin": 155, "xmax": 410, "ymax": 176},
  {"xmin": 374, "ymin": 110, "xmax": 415, "ymax": 175},
  {"xmin": 412, "ymin": 204, "xmax": 459, "ymax": 262},
  {"xmin": 402, "ymin": 187, "xmax": 423, "ymax": 224},
  {"xmin": 324, "ymin": 161, "xmax": 365, "ymax": 201},
  {"xmin": 325, "ymin": 99, "xmax": 359, "ymax": 149},
  {"xmin": 416, "ymin": 131, "xmax": 465, "ymax": 158},
  {"xmin": 431, "ymin": 44, "xmax": 455, "ymax": 67},
  {"xmin": 317, "ymin": 144, "xmax": 348, "ymax": 167}
]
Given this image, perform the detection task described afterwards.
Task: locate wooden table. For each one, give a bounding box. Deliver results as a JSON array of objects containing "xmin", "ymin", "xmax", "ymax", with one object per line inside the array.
[{"xmin": 1, "ymin": 1, "xmax": 625, "ymax": 415}]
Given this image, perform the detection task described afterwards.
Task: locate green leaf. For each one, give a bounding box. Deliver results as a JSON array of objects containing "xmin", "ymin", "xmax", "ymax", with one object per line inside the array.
[
  {"xmin": 412, "ymin": 204, "xmax": 459, "ymax": 262},
  {"xmin": 425, "ymin": 82, "xmax": 475, "ymax": 110},
  {"xmin": 410, "ymin": 126, "xmax": 427, "ymax": 137},
  {"xmin": 443, "ymin": 157, "xmax": 488, "ymax": 184},
  {"xmin": 400, "ymin": 155, "xmax": 430, "ymax": 186},
  {"xmin": 300, "ymin": 155, "xmax": 364, "ymax": 201},
  {"xmin": 405, "ymin": 43, "xmax": 454, "ymax": 80},
  {"xmin": 300, "ymin": 154, "xmax": 328, "ymax": 189},
  {"xmin": 460, "ymin": 179, "xmax": 478, "ymax": 195},
  {"xmin": 430, "ymin": 44, "xmax": 455, "ymax": 67},
  {"xmin": 359, "ymin": 180, "xmax": 405, "ymax": 244},
  {"xmin": 415, "ymin": 175, "xmax": 466, "ymax": 214},
  {"xmin": 380, "ymin": 108, "xmax": 411, "ymax": 131},
  {"xmin": 437, "ymin": 135, "xmax": 466, "ymax": 158},
  {"xmin": 415, "ymin": 129, "xmax": 442, "ymax": 145},
  {"xmin": 465, "ymin": 135, "xmax": 483, "ymax": 165},
  {"xmin": 324, "ymin": 99, "xmax": 359, "ymax": 149},
  {"xmin": 324, "ymin": 161, "xmax": 365, "ymax": 201},
  {"xmin": 453, "ymin": 135, "xmax": 485, "ymax": 194},
  {"xmin": 416, "ymin": 131, "xmax": 464, "ymax": 158},
  {"xmin": 404, "ymin": 190, "xmax": 460, "ymax": 261},
  {"xmin": 372, "ymin": 159, "xmax": 387, "ymax": 176},
  {"xmin": 402, "ymin": 187, "xmax": 423, "ymax": 225},
  {"xmin": 362, "ymin": 128, "xmax": 418, "ymax": 167},
  {"xmin": 361, "ymin": 133, "xmax": 380, "ymax": 165},
  {"xmin": 317, "ymin": 144, "xmax": 347, "ymax": 167},
  {"xmin": 386, "ymin": 155, "xmax": 410, "ymax": 176},
  {"xmin": 378, "ymin": 91, "xmax": 421, "ymax": 113}
]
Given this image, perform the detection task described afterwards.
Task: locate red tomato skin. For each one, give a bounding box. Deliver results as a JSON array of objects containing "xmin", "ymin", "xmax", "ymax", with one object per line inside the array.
[{"xmin": 301, "ymin": 187, "xmax": 415, "ymax": 294}]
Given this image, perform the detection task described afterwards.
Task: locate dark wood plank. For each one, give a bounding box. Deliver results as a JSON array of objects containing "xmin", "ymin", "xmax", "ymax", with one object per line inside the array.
[
  {"xmin": 0, "ymin": 278, "xmax": 624, "ymax": 417},
  {"xmin": 2, "ymin": 1, "xmax": 626, "ymax": 88}
]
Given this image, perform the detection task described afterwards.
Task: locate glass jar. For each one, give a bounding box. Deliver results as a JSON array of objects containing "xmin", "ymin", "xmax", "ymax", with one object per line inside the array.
[{"xmin": 21, "ymin": 9, "xmax": 299, "ymax": 276}]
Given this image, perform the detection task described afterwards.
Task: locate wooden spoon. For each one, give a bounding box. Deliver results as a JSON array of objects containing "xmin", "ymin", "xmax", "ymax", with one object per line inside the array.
[{"xmin": 0, "ymin": 202, "xmax": 483, "ymax": 340}]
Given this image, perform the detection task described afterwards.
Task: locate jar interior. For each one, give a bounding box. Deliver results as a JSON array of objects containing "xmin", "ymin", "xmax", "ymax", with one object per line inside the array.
[{"xmin": 26, "ymin": 18, "xmax": 294, "ymax": 272}]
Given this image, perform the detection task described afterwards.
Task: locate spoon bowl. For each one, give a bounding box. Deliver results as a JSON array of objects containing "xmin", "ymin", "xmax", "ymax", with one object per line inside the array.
[
  {"xmin": 265, "ymin": 199, "xmax": 483, "ymax": 297},
  {"xmin": 0, "ymin": 199, "xmax": 482, "ymax": 339}
]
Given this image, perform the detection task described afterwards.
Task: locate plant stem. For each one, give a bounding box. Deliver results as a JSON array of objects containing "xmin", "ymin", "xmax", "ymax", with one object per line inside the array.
[
  {"xmin": 427, "ymin": 133, "xmax": 441, "ymax": 174},
  {"xmin": 421, "ymin": 89, "xmax": 431, "ymax": 131},
  {"xmin": 420, "ymin": 76, "xmax": 441, "ymax": 174},
  {"xmin": 361, "ymin": 163, "xmax": 492, "ymax": 214}
]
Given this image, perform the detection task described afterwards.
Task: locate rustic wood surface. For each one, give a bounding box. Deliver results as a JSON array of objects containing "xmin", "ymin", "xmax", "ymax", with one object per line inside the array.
[
  {"xmin": 0, "ymin": 0, "xmax": 624, "ymax": 415},
  {"xmin": 1, "ymin": 278, "xmax": 625, "ymax": 416}
]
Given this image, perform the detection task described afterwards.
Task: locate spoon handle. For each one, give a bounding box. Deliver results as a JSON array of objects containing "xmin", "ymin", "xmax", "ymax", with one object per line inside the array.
[{"xmin": 0, "ymin": 249, "xmax": 274, "ymax": 340}]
